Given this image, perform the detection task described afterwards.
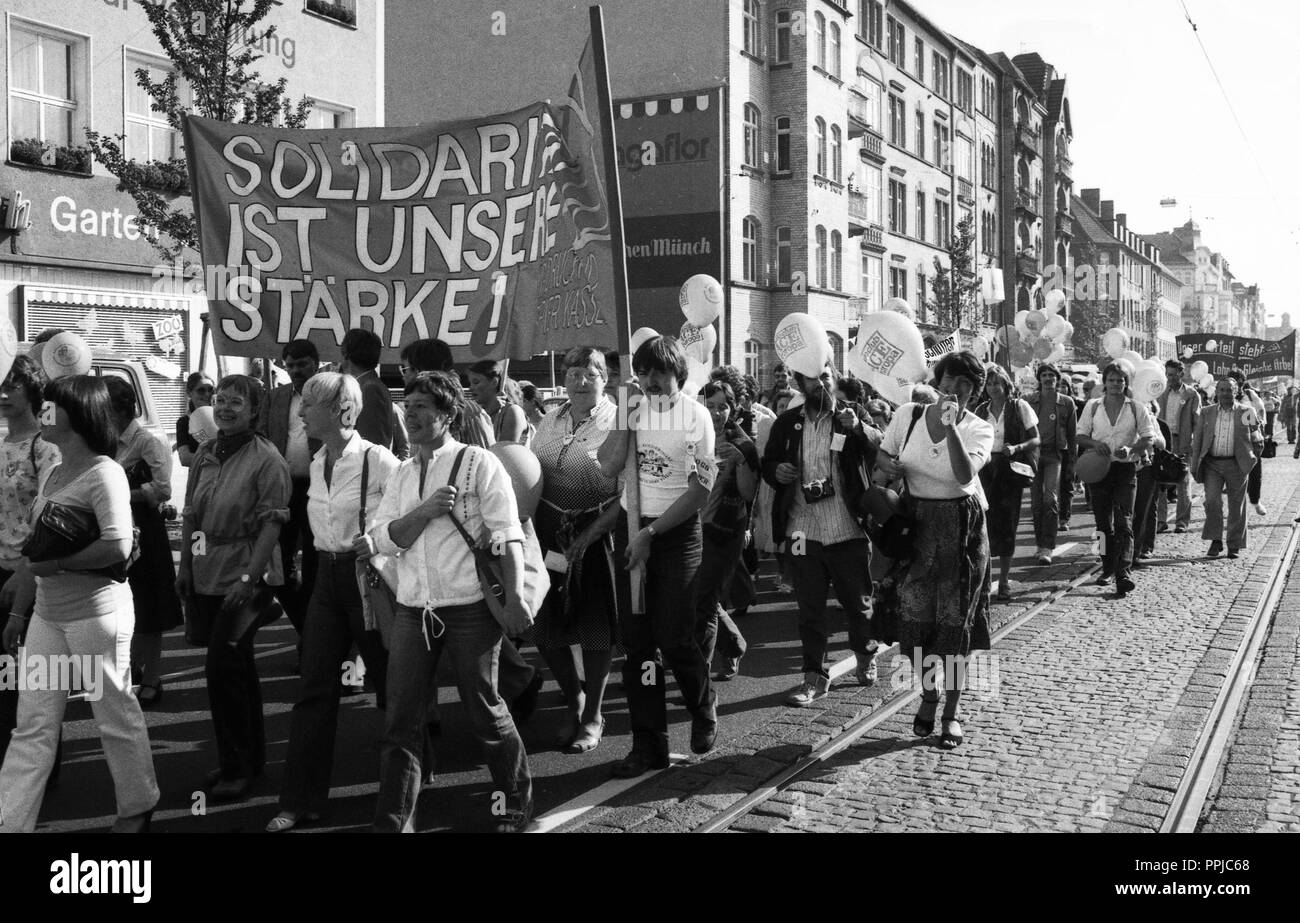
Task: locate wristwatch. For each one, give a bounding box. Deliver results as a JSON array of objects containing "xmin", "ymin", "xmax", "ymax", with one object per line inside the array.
[
  {"xmin": 239, "ymin": 574, "xmax": 252, "ymax": 584},
  {"xmin": 644, "ymin": 524, "xmax": 657, "ymax": 538}
]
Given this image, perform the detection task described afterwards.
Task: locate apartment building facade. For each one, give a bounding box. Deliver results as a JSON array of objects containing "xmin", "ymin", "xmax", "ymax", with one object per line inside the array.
[{"xmin": 1, "ymin": 0, "xmax": 382, "ymax": 420}]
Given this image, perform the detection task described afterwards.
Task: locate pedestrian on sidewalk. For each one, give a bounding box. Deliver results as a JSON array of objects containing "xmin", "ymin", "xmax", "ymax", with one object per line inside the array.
[
  {"xmin": 974, "ymin": 365, "xmax": 1039, "ymax": 599},
  {"xmin": 1058, "ymin": 375, "xmax": 1084, "ymax": 529},
  {"xmin": 1231, "ymin": 372, "xmax": 1269, "ymax": 516},
  {"xmin": 1281, "ymin": 385, "xmax": 1299, "ymax": 446},
  {"xmin": 266, "ymin": 372, "xmax": 399, "ymax": 833},
  {"xmin": 1190, "ymin": 378, "xmax": 1257, "ymax": 559},
  {"xmin": 366, "ymin": 371, "xmax": 533, "ymax": 832},
  {"xmin": 1026, "ymin": 363, "xmax": 1074, "ymax": 565},
  {"xmin": 1132, "ymin": 407, "xmax": 1171, "ymax": 563},
  {"xmin": 1075, "ymin": 363, "xmax": 1157, "ymax": 598},
  {"xmin": 697, "ymin": 381, "xmax": 759, "ymax": 682},
  {"xmin": 761, "ymin": 360, "xmax": 882, "ymax": 707},
  {"xmin": 1156, "ymin": 359, "xmax": 1200, "ymax": 534},
  {"xmin": 873, "ymin": 350, "xmax": 995, "ymax": 750},
  {"xmin": 598, "ymin": 336, "xmax": 719, "ymax": 778},
  {"xmin": 0, "ymin": 375, "xmax": 158, "ymax": 832}
]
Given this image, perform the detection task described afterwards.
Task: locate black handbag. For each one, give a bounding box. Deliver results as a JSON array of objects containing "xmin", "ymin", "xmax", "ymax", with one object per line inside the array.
[
  {"xmin": 1263, "ymin": 439, "xmax": 1277, "ymax": 459},
  {"xmin": 1151, "ymin": 448, "xmax": 1188, "ymax": 485},
  {"xmin": 864, "ymin": 405, "xmax": 924, "ymax": 561},
  {"xmin": 21, "ymin": 500, "xmax": 132, "ymax": 583}
]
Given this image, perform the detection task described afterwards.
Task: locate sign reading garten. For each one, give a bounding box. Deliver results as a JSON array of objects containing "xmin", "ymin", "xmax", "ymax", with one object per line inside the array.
[
  {"xmin": 1175, "ymin": 331, "xmax": 1296, "ymax": 380},
  {"xmin": 184, "ymin": 94, "xmax": 621, "ymax": 363}
]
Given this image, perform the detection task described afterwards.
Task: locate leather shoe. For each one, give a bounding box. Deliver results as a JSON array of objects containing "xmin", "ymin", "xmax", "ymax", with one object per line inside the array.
[
  {"xmin": 210, "ymin": 776, "xmax": 253, "ymax": 802},
  {"xmin": 1208, "ymin": 540, "xmax": 1223, "ymax": 557},
  {"xmin": 611, "ymin": 749, "xmax": 669, "ymax": 778},
  {"xmin": 690, "ymin": 715, "xmax": 718, "ymax": 755}
]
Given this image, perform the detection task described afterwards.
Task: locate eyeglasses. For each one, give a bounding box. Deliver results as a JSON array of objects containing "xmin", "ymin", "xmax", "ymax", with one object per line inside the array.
[{"xmin": 565, "ymin": 368, "xmax": 603, "ymax": 384}]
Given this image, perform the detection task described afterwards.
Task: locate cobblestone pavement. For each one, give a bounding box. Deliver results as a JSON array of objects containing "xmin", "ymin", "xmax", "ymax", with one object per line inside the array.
[{"xmin": 713, "ymin": 455, "xmax": 1300, "ymax": 834}]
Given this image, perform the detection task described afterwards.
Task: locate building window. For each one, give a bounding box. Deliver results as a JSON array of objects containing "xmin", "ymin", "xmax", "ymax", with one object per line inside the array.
[
  {"xmin": 814, "ymin": 117, "xmax": 827, "ymax": 176},
  {"xmin": 935, "ymin": 200, "xmax": 952, "ymax": 249},
  {"xmin": 864, "ymin": 164, "xmax": 883, "ymax": 224},
  {"xmin": 956, "ymin": 69, "xmax": 973, "ymax": 113},
  {"xmin": 743, "ymin": 103, "xmax": 761, "ymax": 167},
  {"xmin": 742, "ymin": 216, "xmax": 761, "ymax": 283},
  {"xmin": 125, "ymin": 55, "xmax": 182, "ymax": 161},
  {"xmin": 814, "ymin": 12, "xmax": 826, "ymax": 69},
  {"xmin": 863, "ymin": 0, "xmax": 884, "ymax": 49},
  {"xmin": 933, "ymin": 121, "xmax": 950, "ymax": 170},
  {"xmin": 777, "ymin": 226, "xmax": 792, "ymax": 283},
  {"xmin": 980, "ymin": 75, "xmax": 997, "ymax": 119},
  {"xmin": 743, "ymin": 0, "xmax": 761, "ymax": 56},
  {"xmin": 775, "ymin": 116, "xmax": 791, "ymax": 172},
  {"xmin": 831, "ymin": 231, "xmax": 843, "ymax": 290},
  {"xmin": 829, "ymin": 23, "xmax": 841, "ymax": 79},
  {"xmin": 914, "ymin": 37, "xmax": 925, "ymax": 82},
  {"xmin": 980, "ymin": 140, "xmax": 997, "ymax": 189},
  {"xmin": 744, "ymin": 339, "xmax": 761, "ymax": 378},
  {"xmin": 890, "ymin": 266, "xmax": 908, "ymax": 300},
  {"xmin": 888, "ymin": 179, "xmax": 906, "ymax": 235},
  {"xmin": 916, "ymin": 270, "xmax": 927, "ymax": 315},
  {"xmin": 774, "ymin": 9, "xmax": 791, "ymax": 63},
  {"xmin": 815, "ymin": 225, "xmax": 827, "ymax": 288},
  {"xmin": 915, "ymin": 189, "xmax": 926, "ymax": 243},
  {"xmin": 862, "ymin": 253, "xmax": 883, "ymax": 312},
  {"xmin": 9, "ymin": 24, "xmax": 80, "ymax": 150},
  {"xmin": 932, "ymin": 53, "xmax": 950, "ymax": 99},
  {"xmin": 915, "ymin": 108, "xmax": 924, "ymax": 158},
  {"xmin": 957, "ymin": 136, "xmax": 973, "ymax": 182},
  {"xmin": 305, "ymin": 98, "xmax": 354, "ymax": 130},
  {"xmin": 830, "ymin": 124, "xmax": 842, "ymax": 182},
  {"xmin": 886, "ymin": 17, "xmax": 904, "ymax": 68},
  {"xmin": 888, "ymin": 94, "xmax": 904, "ymax": 146},
  {"xmin": 859, "ymin": 77, "xmax": 882, "ymax": 131}
]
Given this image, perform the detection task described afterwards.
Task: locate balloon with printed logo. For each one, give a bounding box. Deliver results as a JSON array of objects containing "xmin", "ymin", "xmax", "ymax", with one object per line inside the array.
[
  {"xmin": 970, "ymin": 334, "xmax": 990, "ymax": 360},
  {"xmin": 1102, "ymin": 327, "xmax": 1129, "ymax": 359},
  {"xmin": 1025, "ymin": 310, "xmax": 1048, "ymax": 335},
  {"xmin": 1188, "ymin": 360, "xmax": 1209, "ymax": 381},
  {"xmin": 41, "ymin": 331, "xmax": 93, "ymax": 380},
  {"xmin": 0, "ymin": 315, "xmax": 17, "ymax": 385},
  {"xmin": 1032, "ymin": 336, "xmax": 1054, "ymax": 361},
  {"xmin": 679, "ymin": 321, "xmax": 717, "ymax": 364},
  {"xmin": 679, "ymin": 274, "xmax": 724, "ymax": 328},
  {"xmin": 683, "ymin": 357, "xmax": 710, "ymax": 398},
  {"xmin": 846, "ymin": 309, "xmax": 927, "ymax": 405},
  {"xmin": 1132, "ymin": 365, "xmax": 1167, "ymax": 403},
  {"xmin": 28, "ymin": 341, "xmax": 45, "ymax": 371},
  {"xmin": 1043, "ymin": 314, "xmax": 1067, "ymax": 341},
  {"xmin": 630, "ymin": 327, "xmax": 658, "ymax": 354},
  {"xmin": 490, "ymin": 442, "xmax": 544, "ymax": 521},
  {"xmin": 773, "ymin": 312, "xmax": 833, "ymax": 378},
  {"xmin": 188, "ymin": 406, "xmax": 218, "ymax": 445},
  {"xmin": 1042, "ymin": 289, "xmax": 1067, "ymax": 317},
  {"xmin": 1014, "ymin": 310, "xmax": 1031, "ymax": 337}
]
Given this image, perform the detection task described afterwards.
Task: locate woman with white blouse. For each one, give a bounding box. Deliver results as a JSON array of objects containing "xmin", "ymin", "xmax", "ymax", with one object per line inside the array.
[
  {"xmin": 1075, "ymin": 363, "xmax": 1157, "ymax": 597},
  {"xmin": 874, "ymin": 351, "xmax": 996, "ymax": 750},
  {"xmin": 973, "ymin": 365, "xmax": 1040, "ymax": 601}
]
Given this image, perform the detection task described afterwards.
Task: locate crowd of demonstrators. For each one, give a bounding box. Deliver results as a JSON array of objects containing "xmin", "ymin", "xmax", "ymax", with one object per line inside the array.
[
  {"xmin": 973, "ymin": 364, "xmax": 1040, "ymax": 601},
  {"xmin": 8, "ymin": 327, "xmax": 1300, "ymax": 832},
  {"xmin": 0, "ymin": 375, "xmax": 158, "ymax": 832}
]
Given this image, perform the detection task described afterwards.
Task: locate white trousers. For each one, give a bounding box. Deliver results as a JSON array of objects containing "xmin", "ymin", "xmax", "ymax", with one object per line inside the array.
[{"xmin": 0, "ymin": 608, "xmax": 159, "ymax": 832}]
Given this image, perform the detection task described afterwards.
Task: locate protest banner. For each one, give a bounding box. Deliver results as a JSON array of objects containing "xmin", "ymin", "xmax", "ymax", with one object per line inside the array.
[
  {"xmin": 184, "ymin": 23, "xmax": 627, "ymax": 364},
  {"xmin": 1175, "ymin": 332, "xmax": 1296, "ymax": 380},
  {"xmin": 924, "ymin": 329, "xmax": 958, "ymax": 361}
]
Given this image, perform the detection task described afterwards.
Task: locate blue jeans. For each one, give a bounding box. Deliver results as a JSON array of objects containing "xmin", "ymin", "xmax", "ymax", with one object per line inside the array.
[
  {"xmin": 279, "ymin": 553, "xmax": 388, "ymax": 815},
  {"xmin": 787, "ymin": 538, "xmax": 873, "ymax": 680},
  {"xmin": 614, "ymin": 512, "xmax": 715, "ymax": 759},
  {"xmin": 1030, "ymin": 453, "xmax": 1063, "ymax": 550},
  {"xmin": 1090, "ymin": 462, "xmax": 1137, "ymax": 580},
  {"xmin": 372, "ymin": 601, "xmax": 531, "ymax": 832},
  {"xmin": 695, "ymin": 525, "xmax": 748, "ymax": 665}
]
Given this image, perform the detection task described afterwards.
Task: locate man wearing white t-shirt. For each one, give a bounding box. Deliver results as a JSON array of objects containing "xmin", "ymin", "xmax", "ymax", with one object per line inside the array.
[{"xmin": 599, "ymin": 336, "xmax": 718, "ymax": 778}]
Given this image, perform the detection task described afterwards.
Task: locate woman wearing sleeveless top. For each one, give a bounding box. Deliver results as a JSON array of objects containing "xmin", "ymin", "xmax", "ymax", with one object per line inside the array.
[
  {"xmin": 1076, "ymin": 362, "xmax": 1157, "ymax": 597},
  {"xmin": 467, "ymin": 359, "xmax": 531, "ymax": 445},
  {"xmin": 973, "ymin": 365, "xmax": 1040, "ymax": 601}
]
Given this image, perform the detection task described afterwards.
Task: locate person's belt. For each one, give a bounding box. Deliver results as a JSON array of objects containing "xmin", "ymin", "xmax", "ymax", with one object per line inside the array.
[{"xmin": 319, "ymin": 549, "xmax": 358, "ymax": 563}]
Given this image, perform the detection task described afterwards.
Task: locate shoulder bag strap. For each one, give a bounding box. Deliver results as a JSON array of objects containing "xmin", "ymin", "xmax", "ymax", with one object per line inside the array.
[
  {"xmin": 444, "ymin": 447, "xmax": 479, "ymax": 552},
  {"xmin": 358, "ymin": 447, "xmax": 372, "ymax": 535},
  {"xmin": 900, "ymin": 403, "xmax": 925, "ymax": 454}
]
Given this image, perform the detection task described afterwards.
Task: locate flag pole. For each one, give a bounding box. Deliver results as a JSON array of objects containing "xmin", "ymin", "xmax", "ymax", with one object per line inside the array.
[{"xmin": 588, "ymin": 4, "xmax": 644, "ymax": 614}]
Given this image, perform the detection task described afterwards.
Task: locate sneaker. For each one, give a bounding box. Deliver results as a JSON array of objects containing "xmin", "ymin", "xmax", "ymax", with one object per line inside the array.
[
  {"xmin": 494, "ymin": 800, "xmax": 534, "ymax": 833},
  {"xmin": 776, "ymin": 582, "xmax": 795, "ymax": 595},
  {"xmin": 1227, "ymin": 548, "xmax": 1240, "ymax": 559},
  {"xmin": 1174, "ymin": 525, "xmax": 1188, "ymax": 533},
  {"xmin": 1255, "ymin": 502, "xmax": 1268, "ymax": 516},
  {"xmin": 1117, "ymin": 575, "xmax": 1136, "ymax": 595},
  {"xmin": 1035, "ymin": 548, "xmax": 1053, "ymax": 565},
  {"xmin": 1156, "ymin": 523, "xmax": 1169, "ymax": 534},
  {"xmin": 855, "ymin": 655, "xmax": 878, "ymax": 687},
  {"xmin": 786, "ymin": 680, "xmax": 829, "ymax": 707}
]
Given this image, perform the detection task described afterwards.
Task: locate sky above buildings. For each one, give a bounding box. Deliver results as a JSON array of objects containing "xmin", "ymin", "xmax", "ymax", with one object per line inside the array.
[{"xmin": 925, "ymin": 0, "xmax": 1299, "ymax": 324}]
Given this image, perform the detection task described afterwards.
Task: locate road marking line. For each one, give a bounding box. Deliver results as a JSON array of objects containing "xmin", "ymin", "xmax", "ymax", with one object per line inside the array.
[{"xmin": 528, "ymin": 753, "xmax": 690, "ymax": 833}]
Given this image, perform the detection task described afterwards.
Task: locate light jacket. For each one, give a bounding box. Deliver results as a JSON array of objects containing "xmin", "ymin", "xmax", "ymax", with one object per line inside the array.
[{"xmin": 1189, "ymin": 403, "xmax": 1258, "ymax": 480}]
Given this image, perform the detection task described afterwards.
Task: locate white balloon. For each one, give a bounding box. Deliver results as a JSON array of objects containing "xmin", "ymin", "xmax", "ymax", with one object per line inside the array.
[
  {"xmin": 1043, "ymin": 314, "xmax": 1067, "ymax": 340},
  {"xmin": 1132, "ymin": 366, "xmax": 1166, "ymax": 402},
  {"xmin": 1115, "ymin": 358, "xmax": 1136, "ymax": 380},
  {"xmin": 970, "ymin": 334, "xmax": 990, "ymax": 360},
  {"xmin": 1014, "ymin": 310, "xmax": 1031, "ymax": 336},
  {"xmin": 0, "ymin": 315, "xmax": 17, "ymax": 385},
  {"xmin": 1102, "ymin": 328, "xmax": 1129, "ymax": 359},
  {"xmin": 846, "ymin": 310, "xmax": 927, "ymax": 405},
  {"xmin": 1059, "ymin": 321, "xmax": 1074, "ymax": 344},
  {"xmin": 773, "ymin": 313, "xmax": 833, "ymax": 378},
  {"xmin": 41, "ymin": 331, "xmax": 93, "ymax": 380},
  {"xmin": 1047, "ymin": 343, "xmax": 1066, "ymax": 363},
  {"xmin": 679, "ymin": 274, "xmax": 724, "ymax": 327},
  {"xmin": 1188, "ymin": 360, "xmax": 1209, "ymax": 381},
  {"xmin": 683, "ymin": 357, "xmax": 710, "ymax": 397},
  {"xmin": 1204, "ymin": 339, "xmax": 1218, "ymax": 352},
  {"xmin": 679, "ymin": 321, "xmax": 717, "ymax": 363},
  {"xmin": 1118, "ymin": 350, "xmax": 1144, "ymax": 370},
  {"xmin": 1043, "ymin": 289, "xmax": 1067, "ymax": 316},
  {"xmin": 630, "ymin": 326, "xmax": 658, "ymax": 353},
  {"xmin": 189, "ymin": 406, "xmax": 218, "ymax": 444},
  {"xmin": 1199, "ymin": 373, "xmax": 1216, "ymax": 391}
]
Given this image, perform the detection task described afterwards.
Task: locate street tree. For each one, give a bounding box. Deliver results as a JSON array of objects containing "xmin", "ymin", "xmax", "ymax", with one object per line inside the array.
[
  {"xmin": 1067, "ymin": 235, "xmax": 1120, "ymax": 364},
  {"xmin": 85, "ymin": 0, "xmax": 312, "ymax": 265},
  {"xmin": 928, "ymin": 212, "xmax": 981, "ymax": 333}
]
